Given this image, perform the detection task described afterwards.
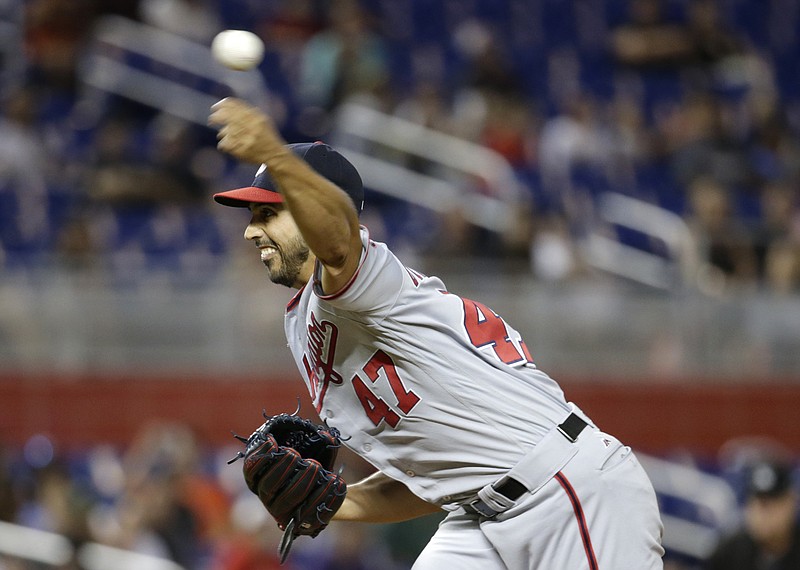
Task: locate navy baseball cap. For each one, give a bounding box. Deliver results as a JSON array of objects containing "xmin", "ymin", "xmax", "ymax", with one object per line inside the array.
[
  {"xmin": 213, "ymin": 141, "xmax": 364, "ymax": 212},
  {"xmin": 745, "ymin": 460, "xmax": 794, "ymax": 498}
]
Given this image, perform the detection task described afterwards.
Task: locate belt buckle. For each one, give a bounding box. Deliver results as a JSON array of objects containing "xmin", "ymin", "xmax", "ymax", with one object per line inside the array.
[{"xmin": 467, "ymin": 498, "xmax": 498, "ymax": 518}]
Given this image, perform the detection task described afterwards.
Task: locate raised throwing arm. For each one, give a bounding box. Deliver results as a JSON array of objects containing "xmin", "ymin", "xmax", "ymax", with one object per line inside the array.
[{"xmin": 209, "ymin": 97, "xmax": 363, "ymax": 294}]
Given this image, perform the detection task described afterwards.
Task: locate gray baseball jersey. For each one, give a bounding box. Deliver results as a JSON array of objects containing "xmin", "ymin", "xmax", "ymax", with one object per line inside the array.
[
  {"xmin": 284, "ymin": 227, "xmax": 664, "ymax": 569},
  {"xmin": 286, "ymin": 227, "xmax": 565, "ymax": 502}
]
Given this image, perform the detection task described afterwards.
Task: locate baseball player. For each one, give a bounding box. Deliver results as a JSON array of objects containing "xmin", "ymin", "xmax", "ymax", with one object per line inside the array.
[{"xmin": 209, "ymin": 97, "xmax": 665, "ymax": 569}]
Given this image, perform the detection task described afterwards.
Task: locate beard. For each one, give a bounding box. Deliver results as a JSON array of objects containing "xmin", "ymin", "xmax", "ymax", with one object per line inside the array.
[{"xmin": 263, "ymin": 234, "xmax": 310, "ymax": 288}]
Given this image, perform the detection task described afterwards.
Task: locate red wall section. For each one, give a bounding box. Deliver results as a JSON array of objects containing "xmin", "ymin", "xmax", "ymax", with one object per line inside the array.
[
  {"xmin": 0, "ymin": 374, "xmax": 314, "ymax": 451},
  {"xmin": 561, "ymin": 381, "xmax": 800, "ymax": 456},
  {"xmin": 1, "ymin": 374, "xmax": 799, "ymax": 456}
]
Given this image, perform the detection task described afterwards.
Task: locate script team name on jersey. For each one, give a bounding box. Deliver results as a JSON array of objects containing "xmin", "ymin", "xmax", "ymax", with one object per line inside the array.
[
  {"xmin": 302, "ymin": 311, "xmax": 344, "ymax": 410},
  {"xmin": 302, "ymin": 305, "xmax": 422, "ymax": 426}
]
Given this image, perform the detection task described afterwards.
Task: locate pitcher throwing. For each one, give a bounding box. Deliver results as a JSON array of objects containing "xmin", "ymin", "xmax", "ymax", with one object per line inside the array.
[{"xmin": 209, "ymin": 97, "xmax": 664, "ymax": 569}]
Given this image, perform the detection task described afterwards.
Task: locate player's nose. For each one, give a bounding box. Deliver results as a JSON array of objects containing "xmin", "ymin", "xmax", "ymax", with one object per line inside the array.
[{"xmin": 244, "ymin": 222, "xmax": 264, "ymax": 241}]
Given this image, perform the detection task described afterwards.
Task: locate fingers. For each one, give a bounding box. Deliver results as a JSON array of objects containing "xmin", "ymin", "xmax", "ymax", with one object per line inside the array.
[
  {"xmin": 209, "ymin": 98, "xmax": 287, "ymax": 164},
  {"xmin": 210, "ymin": 96, "xmax": 232, "ymax": 111},
  {"xmin": 210, "ymin": 101, "xmax": 259, "ymax": 159},
  {"xmin": 209, "ymin": 98, "xmax": 249, "ymax": 132},
  {"xmin": 208, "ymin": 97, "xmax": 230, "ymax": 127},
  {"xmin": 215, "ymin": 127, "xmax": 242, "ymax": 155}
]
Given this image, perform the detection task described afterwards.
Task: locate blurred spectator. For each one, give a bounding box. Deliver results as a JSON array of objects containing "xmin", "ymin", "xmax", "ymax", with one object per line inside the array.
[
  {"xmin": 752, "ymin": 182, "xmax": 800, "ymax": 293},
  {"xmin": 607, "ymin": 92, "xmax": 655, "ymax": 167},
  {"xmin": 538, "ymin": 89, "xmax": 654, "ymax": 199},
  {"xmin": 763, "ymin": 240, "xmax": 800, "ymax": 295},
  {"xmin": 611, "ymin": 0, "xmax": 741, "ymax": 71},
  {"xmin": 85, "ymin": 114, "xmax": 208, "ymax": 207},
  {"xmin": 297, "ymin": 0, "xmax": 390, "ymax": 114},
  {"xmin": 90, "ymin": 422, "xmax": 205, "ymax": 568},
  {"xmin": 746, "ymin": 90, "xmax": 800, "ymax": 185},
  {"xmin": 683, "ymin": 0, "xmax": 743, "ymax": 69},
  {"xmin": 0, "ymin": 86, "xmax": 48, "ymax": 188},
  {"xmin": 0, "ymin": 85, "xmax": 50, "ymax": 253},
  {"xmin": 529, "ymin": 214, "xmax": 582, "ymax": 282},
  {"xmin": 14, "ymin": 459, "xmax": 94, "ymax": 570},
  {"xmin": 537, "ymin": 95, "xmax": 605, "ymax": 204},
  {"xmin": 658, "ymin": 93, "xmax": 752, "ymax": 188},
  {"xmin": 257, "ymin": 0, "xmax": 324, "ymax": 80},
  {"xmin": 207, "ymin": 494, "xmax": 286, "ymax": 570},
  {"xmin": 450, "ymin": 18, "xmax": 532, "ymax": 162},
  {"xmin": 35, "ymin": 462, "xmax": 94, "ymax": 565},
  {"xmin": 394, "ymin": 80, "xmax": 454, "ymax": 135},
  {"xmin": 23, "ymin": 0, "xmax": 96, "ymax": 96},
  {"xmin": 455, "ymin": 21, "xmax": 526, "ymax": 104},
  {"xmin": 611, "ymin": 0, "xmax": 695, "ymax": 69},
  {"xmin": 686, "ymin": 177, "xmax": 758, "ymax": 293},
  {"xmin": 704, "ymin": 459, "xmax": 800, "ymax": 570},
  {"xmin": 83, "ymin": 116, "xmax": 157, "ymax": 205},
  {"xmin": 1, "ymin": 0, "xmax": 795, "ymax": 293},
  {"xmin": 54, "ymin": 211, "xmax": 101, "ymax": 271},
  {"xmin": 387, "ymin": 19, "xmax": 539, "ymax": 261}
]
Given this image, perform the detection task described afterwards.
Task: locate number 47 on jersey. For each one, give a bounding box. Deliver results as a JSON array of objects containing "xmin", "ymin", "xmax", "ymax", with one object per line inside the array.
[{"xmin": 350, "ymin": 294, "xmax": 534, "ymax": 428}]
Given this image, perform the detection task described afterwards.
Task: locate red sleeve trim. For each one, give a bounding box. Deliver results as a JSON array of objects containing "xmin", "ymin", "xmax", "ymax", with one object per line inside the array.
[{"xmin": 286, "ymin": 284, "xmax": 306, "ymax": 312}]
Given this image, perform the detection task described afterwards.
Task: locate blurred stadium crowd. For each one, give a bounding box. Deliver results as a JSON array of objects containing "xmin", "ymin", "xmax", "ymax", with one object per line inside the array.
[
  {"xmin": 2, "ymin": 0, "xmax": 800, "ymax": 568},
  {"xmin": 2, "ymin": 0, "xmax": 800, "ymax": 291},
  {"xmin": 0, "ymin": 420, "xmax": 432, "ymax": 569}
]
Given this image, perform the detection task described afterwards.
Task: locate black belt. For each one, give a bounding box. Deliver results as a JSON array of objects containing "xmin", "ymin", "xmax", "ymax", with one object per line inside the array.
[{"xmin": 464, "ymin": 413, "xmax": 588, "ymax": 518}]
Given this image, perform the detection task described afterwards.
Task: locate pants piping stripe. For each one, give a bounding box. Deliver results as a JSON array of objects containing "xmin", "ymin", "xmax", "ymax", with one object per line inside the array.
[{"xmin": 554, "ymin": 471, "xmax": 599, "ymax": 570}]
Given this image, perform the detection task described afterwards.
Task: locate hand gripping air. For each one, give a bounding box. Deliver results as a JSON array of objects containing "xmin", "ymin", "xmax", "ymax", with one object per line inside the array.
[{"xmin": 229, "ymin": 409, "xmax": 347, "ymax": 564}]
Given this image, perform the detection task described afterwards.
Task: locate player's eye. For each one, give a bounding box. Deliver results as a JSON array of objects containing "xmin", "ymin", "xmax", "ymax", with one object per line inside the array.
[{"xmin": 256, "ymin": 207, "xmax": 275, "ymax": 219}]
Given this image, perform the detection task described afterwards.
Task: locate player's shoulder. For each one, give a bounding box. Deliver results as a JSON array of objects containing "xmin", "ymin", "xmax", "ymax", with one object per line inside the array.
[
  {"xmin": 359, "ymin": 227, "xmax": 449, "ymax": 293},
  {"xmin": 360, "ymin": 229, "xmax": 403, "ymax": 274}
]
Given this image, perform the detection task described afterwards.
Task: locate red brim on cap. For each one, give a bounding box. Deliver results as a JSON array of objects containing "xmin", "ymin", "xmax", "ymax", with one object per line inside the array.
[{"xmin": 213, "ymin": 186, "xmax": 283, "ymax": 208}]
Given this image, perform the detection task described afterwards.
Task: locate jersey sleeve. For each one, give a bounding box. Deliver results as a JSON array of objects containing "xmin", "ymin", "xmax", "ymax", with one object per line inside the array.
[{"xmin": 312, "ymin": 227, "xmax": 406, "ymax": 316}]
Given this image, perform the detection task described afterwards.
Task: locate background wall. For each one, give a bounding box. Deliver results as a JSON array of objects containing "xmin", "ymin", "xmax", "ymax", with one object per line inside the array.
[{"xmin": 2, "ymin": 374, "xmax": 800, "ymax": 457}]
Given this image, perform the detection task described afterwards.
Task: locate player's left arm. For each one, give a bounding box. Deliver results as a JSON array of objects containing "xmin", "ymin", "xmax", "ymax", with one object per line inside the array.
[
  {"xmin": 333, "ymin": 471, "xmax": 442, "ymax": 523},
  {"xmin": 209, "ymin": 98, "xmax": 362, "ymax": 294}
]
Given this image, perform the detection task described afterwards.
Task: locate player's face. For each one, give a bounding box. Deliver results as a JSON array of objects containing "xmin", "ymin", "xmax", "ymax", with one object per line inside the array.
[{"xmin": 245, "ymin": 203, "xmax": 312, "ymax": 288}]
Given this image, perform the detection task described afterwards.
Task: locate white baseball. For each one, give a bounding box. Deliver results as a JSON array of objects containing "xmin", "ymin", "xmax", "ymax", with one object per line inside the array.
[{"xmin": 211, "ymin": 30, "xmax": 265, "ymax": 71}]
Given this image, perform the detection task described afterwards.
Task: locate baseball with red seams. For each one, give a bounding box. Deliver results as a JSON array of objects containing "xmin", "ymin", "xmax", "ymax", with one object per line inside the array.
[{"xmin": 211, "ymin": 30, "xmax": 265, "ymax": 71}]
